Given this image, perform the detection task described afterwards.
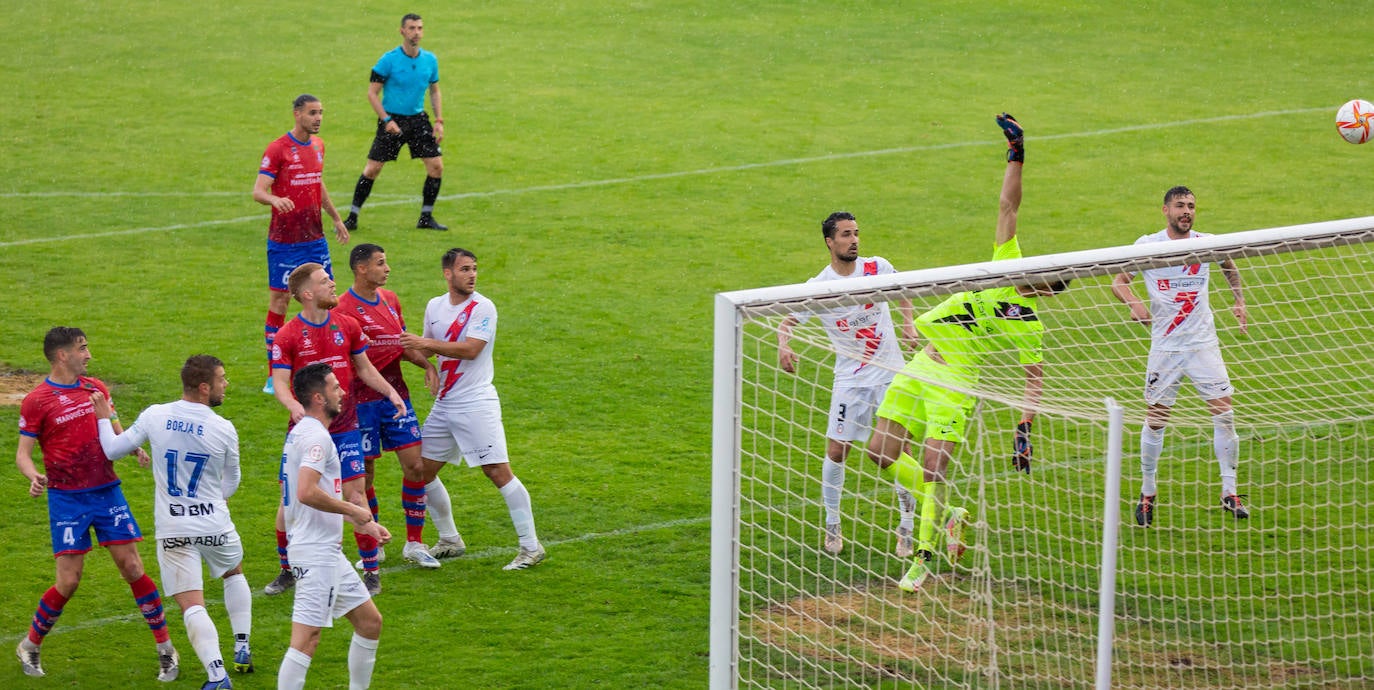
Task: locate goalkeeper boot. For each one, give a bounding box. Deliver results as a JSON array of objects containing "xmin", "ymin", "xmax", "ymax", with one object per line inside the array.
[
  {"xmin": 823, "ymin": 523, "xmax": 843, "ymax": 555},
  {"xmin": 1135, "ymin": 493, "xmax": 1156, "ymax": 527},
  {"xmin": 895, "ymin": 526, "xmax": 914, "ymax": 558},
  {"xmin": 200, "ymin": 679, "xmax": 233, "ymax": 690},
  {"xmin": 898, "ymin": 550, "xmax": 935, "ymax": 593},
  {"xmin": 996, "ymin": 112, "xmax": 1025, "ymax": 163},
  {"xmin": 1221, "ymin": 494, "xmax": 1250, "ymax": 519},
  {"xmin": 943, "ymin": 507, "xmax": 970, "ymax": 564}
]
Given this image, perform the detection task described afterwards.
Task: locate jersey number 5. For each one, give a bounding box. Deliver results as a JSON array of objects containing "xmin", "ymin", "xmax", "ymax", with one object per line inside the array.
[{"xmin": 165, "ymin": 449, "xmax": 210, "ymax": 499}]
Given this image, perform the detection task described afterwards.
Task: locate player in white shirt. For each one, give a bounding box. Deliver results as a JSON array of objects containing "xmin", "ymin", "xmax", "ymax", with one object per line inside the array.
[
  {"xmin": 1111, "ymin": 186, "xmax": 1250, "ymax": 526},
  {"xmin": 277, "ymin": 363, "xmax": 390, "ymax": 690},
  {"xmin": 400, "ymin": 247, "xmax": 546, "ymax": 570},
  {"xmin": 777, "ymin": 212, "xmax": 924, "ymax": 556},
  {"xmin": 92, "ymin": 355, "xmax": 253, "ymax": 689}
]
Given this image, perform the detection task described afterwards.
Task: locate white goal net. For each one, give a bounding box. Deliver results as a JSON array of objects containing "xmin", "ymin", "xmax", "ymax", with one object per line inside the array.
[{"xmin": 710, "ymin": 217, "xmax": 1374, "ymax": 689}]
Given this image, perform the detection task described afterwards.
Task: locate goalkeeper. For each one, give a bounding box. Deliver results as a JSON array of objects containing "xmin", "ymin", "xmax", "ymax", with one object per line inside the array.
[{"xmin": 867, "ymin": 113, "xmax": 1070, "ymax": 593}]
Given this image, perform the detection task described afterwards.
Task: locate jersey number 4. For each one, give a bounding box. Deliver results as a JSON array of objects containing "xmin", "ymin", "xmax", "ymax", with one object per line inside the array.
[{"xmin": 165, "ymin": 449, "xmax": 210, "ymax": 499}]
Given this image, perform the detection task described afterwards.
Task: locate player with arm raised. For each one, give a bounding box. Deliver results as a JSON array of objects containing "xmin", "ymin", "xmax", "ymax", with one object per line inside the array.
[
  {"xmin": 13, "ymin": 327, "xmax": 179, "ymax": 681},
  {"xmin": 776, "ymin": 212, "xmax": 923, "ymax": 556},
  {"xmin": 399, "ymin": 248, "xmax": 546, "ymax": 570},
  {"xmin": 276, "ymin": 364, "xmax": 388, "ymax": 690},
  {"xmin": 264, "ymin": 264, "xmax": 406, "ymax": 597},
  {"xmin": 1111, "ymin": 186, "xmax": 1249, "ymax": 526},
  {"xmin": 254, "ymin": 94, "xmax": 350, "ymax": 395},
  {"xmin": 867, "ymin": 114, "xmax": 1071, "ymax": 592},
  {"xmin": 336, "ymin": 243, "xmax": 455, "ymax": 569},
  {"xmin": 92, "ymin": 355, "xmax": 254, "ymax": 688}
]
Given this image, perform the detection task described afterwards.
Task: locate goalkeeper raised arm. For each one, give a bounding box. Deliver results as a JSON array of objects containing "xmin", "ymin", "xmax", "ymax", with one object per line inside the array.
[{"xmin": 866, "ymin": 113, "xmax": 1071, "ymax": 593}]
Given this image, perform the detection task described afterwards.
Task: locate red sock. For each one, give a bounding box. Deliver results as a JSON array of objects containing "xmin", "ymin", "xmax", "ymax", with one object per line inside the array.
[
  {"xmin": 28, "ymin": 586, "xmax": 70, "ymax": 645},
  {"xmin": 355, "ymin": 532, "xmax": 380, "ymax": 571},
  {"xmin": 277, "ymin": 529, "xmax": 290, "ymax": 570},
  {"xmin": 402, "ymin": 479, "xmax": 428, "ymax": 544},
  {"xmin": 129, "ymin": 574, "xmax": 170, "ymax": 644},
  {"xmin": 366, "ymin": 485, "xmax": 379, "ymax": 521},
  {"xmin": 265, "ymin": 310, "xmax": 286, "ymax": 370}
]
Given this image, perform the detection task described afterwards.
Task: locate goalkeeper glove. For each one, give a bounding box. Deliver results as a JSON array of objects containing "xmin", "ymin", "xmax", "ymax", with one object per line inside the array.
[
  {"xmin": 1013, "ymin": 420, "xmax": 1033, "ymax": 474},
  {"xmin": 997, "ymin": 112, "xmax": 1024, "ymax": 163}
]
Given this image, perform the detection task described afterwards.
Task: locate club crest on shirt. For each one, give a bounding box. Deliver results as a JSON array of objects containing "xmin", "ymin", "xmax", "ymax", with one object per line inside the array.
[
  {"xmin": 333, "ymin": 330, "xmax": 345, "ymax": 346},
  {"xmin": 835, "ymin": 318, "xmax": 850, "ymax": 333},
  {"xmin": 1004, "ymin": 305, "xmax": 1023, "ymax": 318}
]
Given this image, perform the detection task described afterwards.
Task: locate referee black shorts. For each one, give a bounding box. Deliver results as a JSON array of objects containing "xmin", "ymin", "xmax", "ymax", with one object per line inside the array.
[{"xmin": 367, "ymin": 112, "xmax": 442, "ymax": 162}]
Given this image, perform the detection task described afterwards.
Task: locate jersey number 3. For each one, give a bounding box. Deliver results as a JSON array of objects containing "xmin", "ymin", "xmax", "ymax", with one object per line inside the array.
[{"xmin": 165, "ymin": 449, "xmax": 210, "ymax": 499}]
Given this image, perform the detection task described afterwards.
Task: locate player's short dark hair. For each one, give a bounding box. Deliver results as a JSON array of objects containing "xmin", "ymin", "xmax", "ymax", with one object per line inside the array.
[
  {"xmin": 442, "ymin": 247, "xmax": 476, "ymax": 269},
  {"xmin": 293, "ymin": 94, "xmax": 320, "ymax": 110},
  {"xmin": 293, "ymin": 363, "xmax": 334, "ymax": 408},
  {"xmin": 1163, "ymin": 186, "xmax": 1194, "ymax": 205},
  {"xmin": 822, "ymin": 212, "xmax": 856, "ymax": 239},
  {"xmin": 350, "ymin": 243, "xmax": 385, "ymax": 272},
  {"xmin": 288, "ymin": 263, "xmax": 325, "ymax": 300},
  {"xmin": 181, "ymin": 355, "xmax": 223, "ymax": 392},
  {"xmin": 401, "ymin": 13, "xmax": 422, "ymax": 25},
  {"xmin": 1045, "ymin": 279, "xmax": 1072, "ymax": 295},
  {"xmin": 42, "ymin": 327, "xmax": 86, "ymax": 362}
]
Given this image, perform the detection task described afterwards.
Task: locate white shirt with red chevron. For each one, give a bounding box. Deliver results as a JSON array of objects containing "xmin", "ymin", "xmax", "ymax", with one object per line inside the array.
[
  {"xmin": 795, "ymin": 256, "xmax": 904, "ymax": 389},
  {"xmin": 1135, "ymin": 229, "xmax": 1219, "ymax": 352},
  {"xmin": 422, "ymin": 291, "xmax": 499, "ymax": 408}
]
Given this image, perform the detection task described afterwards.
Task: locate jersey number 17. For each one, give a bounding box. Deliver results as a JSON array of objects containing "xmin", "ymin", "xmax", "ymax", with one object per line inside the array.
[{"xmin": 164, "ymin": 449, "xmax": 210, "ymax": 499}]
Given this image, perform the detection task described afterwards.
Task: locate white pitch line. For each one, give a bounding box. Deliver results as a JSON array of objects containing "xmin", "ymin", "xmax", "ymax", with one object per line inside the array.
[
  {"xmin": 2, "ymin": 515, "xmax": 712, "ymax": 642},
  {"xmin": 0, "ymin": 106, "xmax": 1331, "ymax": 249}
]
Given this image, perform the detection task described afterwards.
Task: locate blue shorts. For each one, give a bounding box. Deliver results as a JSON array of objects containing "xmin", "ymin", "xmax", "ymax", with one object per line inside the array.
[
  {"xmin": 356, "ymin": 398, "xmax": 423, "ymax": 460},
  {"xmin": 267, "ymin": 238, "xmax": 333, "ymax": 292},
  {"xmin": 332, "ymin": 429, "xmax": 366, "ymax": 481},
  {"xmin": 47, "ymin": 484, "xmax": 143, "ymax": 556}
]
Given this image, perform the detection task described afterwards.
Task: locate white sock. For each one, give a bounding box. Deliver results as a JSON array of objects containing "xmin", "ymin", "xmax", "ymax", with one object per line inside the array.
[
  {"xmin": 1213, "ymin": 410, "xmax": 1239, "ymax": 496},
  {"xmin": 498, "ymin": 476, "xmax": 539, "ymax": 550},
  {"xmin": 182, "ymin": 605, "xmax": 226, "ymax": 682},
  {"xmin": 820, "ymin": 459, "xmax": 845, "ymax": 526},
  {"xmin": 425, "ymin": 478, "xmax": 459, "ymax": 541},
  {"xmin": 278, "ymin": 647, "xmax": 311, "ymax": 690},
  {"xmin": 348, "ymin": 633, "xmax": 380, "ymax": 690},
  {"xmin": 222, "ymin": 573, "xmax": 252, "ymax": 650},
  {"xmin": 896, "ymin": 487, "xmax": 916, "ymax": 531},
  {"xmin": 1140, "ymin": 425, "xmax": 1165, "ymax": 496}
]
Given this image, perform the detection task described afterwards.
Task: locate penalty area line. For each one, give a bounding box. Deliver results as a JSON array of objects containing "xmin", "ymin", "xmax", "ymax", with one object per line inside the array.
[{"xmin": 0, "ymin": 106, "xmax": 1332, "ymax": 249}]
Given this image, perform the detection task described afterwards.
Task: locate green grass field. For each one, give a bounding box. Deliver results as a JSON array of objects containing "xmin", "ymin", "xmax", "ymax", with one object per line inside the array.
[{"xmin": 2, "ymin": 1, "xmax": 1373, "ymax": 687}]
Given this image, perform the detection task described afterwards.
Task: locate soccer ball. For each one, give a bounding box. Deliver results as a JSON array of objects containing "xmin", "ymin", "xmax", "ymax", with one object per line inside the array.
[{"xmin": 1336, "ymin": 99, "xmax": 1374, "ymax": 144}]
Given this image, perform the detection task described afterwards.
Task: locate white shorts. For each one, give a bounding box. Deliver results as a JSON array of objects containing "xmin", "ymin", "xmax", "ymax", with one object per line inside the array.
[
  {"xmin": 827, "ymin": 384, "xmax": 887, "ymax": 443},
  {"xmin": 1144, "ymin": 345, "xmax": 1234, "ymax": 407},
  {"xmin": 156, "ymin": 531, "xmax": 244, "ymax": 596},
  {"xmin": 420, "ymin": 401, "xmax": 509, "ymax": 467},
  {"xmin": 290, "ymin": 550, "xmax": 371, "ymax": 628}
]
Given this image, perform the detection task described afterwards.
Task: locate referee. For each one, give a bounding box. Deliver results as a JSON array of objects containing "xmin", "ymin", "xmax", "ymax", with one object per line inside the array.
[{"xmin": 345, "ymin": 13, "xmax": 448, "ymax": 232}]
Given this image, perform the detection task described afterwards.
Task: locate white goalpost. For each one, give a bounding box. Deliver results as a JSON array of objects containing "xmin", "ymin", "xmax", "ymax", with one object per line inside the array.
[{"xmin": 711, "ymin": 217, "xmax": 1374, "ymax": 689}]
